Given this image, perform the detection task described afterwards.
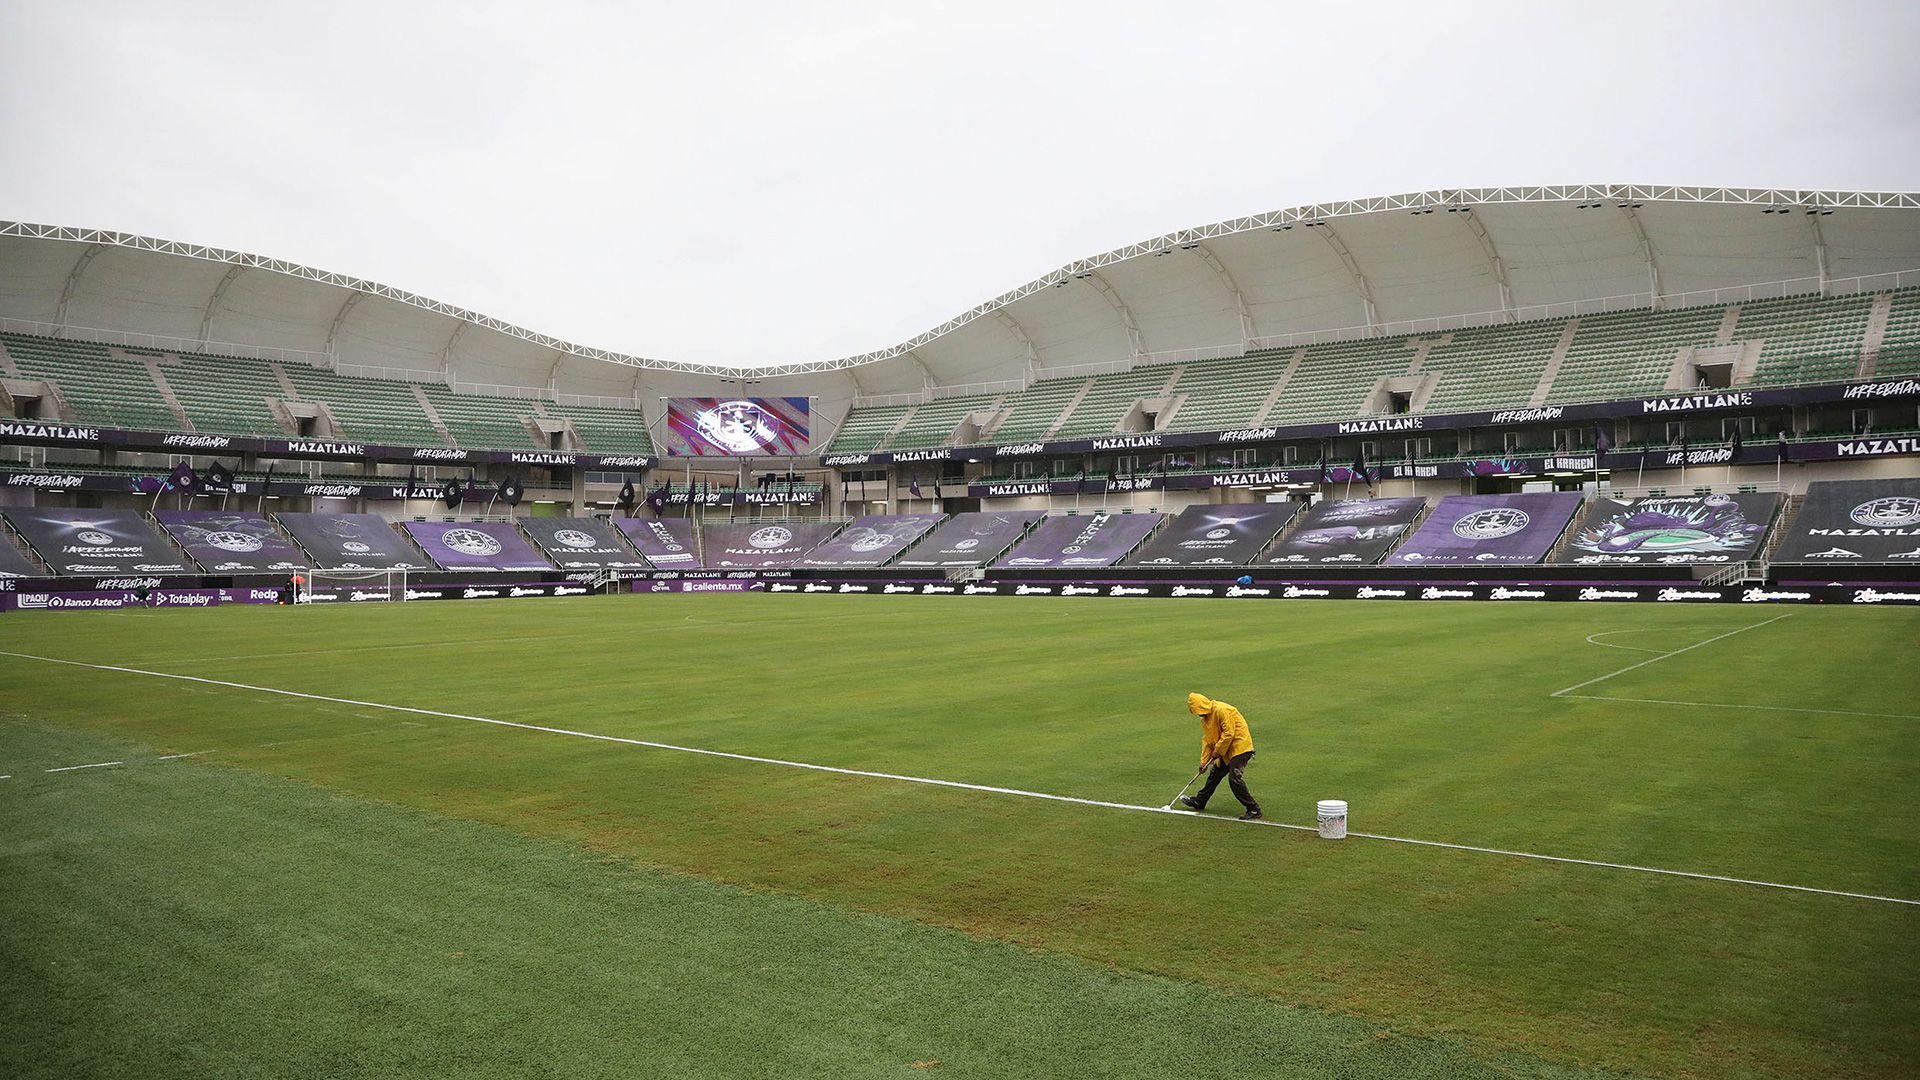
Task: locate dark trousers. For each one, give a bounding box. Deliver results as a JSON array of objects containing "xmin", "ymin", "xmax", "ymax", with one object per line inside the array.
[{"xmin": 1192, "ymin": 750, "xmax": 1259, "ymax": 813}]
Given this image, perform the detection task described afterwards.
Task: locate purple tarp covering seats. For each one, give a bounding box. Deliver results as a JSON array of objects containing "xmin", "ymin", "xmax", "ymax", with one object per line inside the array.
[
  {"xmin": 1384, "ymin": 493, "xmax": 1583, "ymax": 565},
  {"xmin": 519, "ymin": 517, "xmax": 655, "ymax": 571},
  {"xmin": 401, "ymin": 521, "xmax": 556, "ymax": 571},
  {"xmin": 2, "ymin": 508, "xmax": 195, "ymax": 575},
  {"xmin": 1128, "ymin": 503, "xmax": 1299, "ymax": 566},
  {"xmin": 893, "ymin": 511, "xmax": 1046, "ymax": 568},
  {"xmin": 994, "ymin": 512, "xmax": 1164, "ymax": 568},
  {"xmin": 1770, "ymin": 478, "xmax": 1920, "ymax": 563},
  {"xmin": 155, "ymin": 510, "xmax": 312, "ymax": 573},
  {"xmin": 1259, "ymin": 498, "xmax": 1427, "ymax": 565},
  {"xmin": 274, "ymin": 512, "xmax": 435, "ymax": 570},
  {"xmin": 614, "ymin": 517, "xmax": 702, "ymax": 568},
  {"xmin": 796, "ymin": 514, "xmax": 945, "ymax": 568},
  {"xmin": 1557, "ymin": 493, "xmax": 1780, "ymax": 565},
  {"xmin": 703, "ymin": 521, "xmax": 844, "ymax": 568}
]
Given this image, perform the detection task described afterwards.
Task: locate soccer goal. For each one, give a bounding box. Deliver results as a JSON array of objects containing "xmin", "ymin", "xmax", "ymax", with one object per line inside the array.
[{"xmin": 296, "ymin": 568, "xmax": 410, "ymax": 603}]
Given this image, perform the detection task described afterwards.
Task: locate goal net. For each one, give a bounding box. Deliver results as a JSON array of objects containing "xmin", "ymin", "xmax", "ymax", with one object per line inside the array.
[{"xmin": 296, "ymin": 568, "xmax": 409, "ymax": 603}]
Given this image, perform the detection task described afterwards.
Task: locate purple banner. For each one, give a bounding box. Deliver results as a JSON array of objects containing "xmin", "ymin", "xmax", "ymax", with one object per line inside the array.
[
  {"xmin": 274, "ymin": 512, "xmax": 435, "ymax": 570},
  {"xmin": 1771, "ymin": 479, "xmax": 1920, "ymax": 563},
  {"xmin": 994, "ymin": 512, "xmax": 1164, "ymax": 568},
  {"xmin": 703, "ymin": 522, "xmax": 843, "ymax": 568},
  {"xmin": 155, "ymin": 510, "xmax": 312, "ymax": 573},
  {"xmin": 1260, "ymin": 498, "xmax": 1427, "ymax": 565},
  {"xmin": 1, "ymin": 508, "xmax": 196, "ymax": 575},
  {"xmin": 518, "ymin": 517, "xmax": 654, "ymax": 570},
  {"xmin": 796, "ymin": 514, "xmax": 945, "ymax": 568},
  {"xmin": 1385, "ymin": 493, "xmax": 1584, "ymax": 565},
  {"xmin": 1128, "ymin": 504, "xmax": 1300, "ymax": 566},
  {"xmin": 401, "ymin": 521, "xmax": 556, "ymax": 571},
  {"xmin": 1558, "ymin": 493, "xmax": 1780, "ymax": 565},
  {"xmin": 893, "ymin": 511, "xmax": 1046, "ymax": 568},
  {"xmin": 614, "ymin": 517, "xmax": 701, "ymax": 568}
]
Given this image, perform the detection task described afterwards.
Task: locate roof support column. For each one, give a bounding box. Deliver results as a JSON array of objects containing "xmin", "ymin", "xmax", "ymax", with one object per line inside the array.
[
  {"xmin": 993, "ymin": 310, "xmax": 1040, "ymax": 380},
  {"xmin": 200, "ymin": 265, "xmax": 244, "ymax": 345},
  {"xmin": 1808, "ymin": 213, "xmax": 1830, "ymax": 295},
  {"xmin": 1193, "ymin": 242, "xmax": 1255, "ymax": 345},
  {"xmin": 324, "ymin": 292, "xmax": 365, "ymax": 366},
  {"xmin": 1313, "ymin": 225, "xmax": 1379, "ymax": 330},
  {"xmin": 1618, "ymin": 205, "xmax": 1662, "ymax": 307},
  {"xmin": 54, "ymin": 243, "xmax": 104, "ymax": 335},
  {"xmin": 1458, "ymin": 213, "xmax": 1515, "ymax": 319},
  {"xmin": 1084, "ymin": 271, "xmax": 1145, "ymax": 359}
]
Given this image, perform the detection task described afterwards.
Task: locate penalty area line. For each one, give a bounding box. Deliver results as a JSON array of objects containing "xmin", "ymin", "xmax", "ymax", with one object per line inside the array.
[
  {"xmin": 1551, "ymin": 614, "xmax": 1793, "ymax": 698},
  {"xmin": 3, "ymin": 647, "xmax": 1914, "ymax": 908}
]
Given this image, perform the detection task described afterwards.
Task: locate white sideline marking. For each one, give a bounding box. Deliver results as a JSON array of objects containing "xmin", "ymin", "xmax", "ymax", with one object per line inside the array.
[
  {"xmin": 3, "ymin": 647, "xmax": 1914, "ymax": 908},
  {"xmin": 45, "ymin": 760, "xmax": 123, "ymax": 773},
  {"xmin": 156, "ymin": 750, "xmax": 217, "ymax": 761},
  {"xmin": 1551, "ymin": 614, "xmax": 1793, "ymax": 698},
  {"xmin": 1557, "ymin": 693, "xmax": 1919, "ymax": 721}
]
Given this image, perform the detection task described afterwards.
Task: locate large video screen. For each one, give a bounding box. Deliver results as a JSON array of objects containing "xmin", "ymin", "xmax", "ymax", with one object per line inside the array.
[
  {"xmin": 274, "ymin": 513, "xmax": 435, "ymax": 571},
  {"xmin": 520, "ymin": 517, "xmax": 654, "ymax": 571},
  {"xmin": 797, "ymin": 514, "xmax": 945, "ymax": 568},
  {"xmin": 2, "ymin": 508, "xmax": 196, "ymax": 575},
  {"xmin": 893, "ymin": 511, "xmax": 1045, "ymax": 568},
  {"xmin": 994, "ymin": 513, "xmax": 1163, "ymax": 568},
  {"xmin": 663, "ymin": 398, "xmax": 810, "ymax": 456},
  {"xmin": 1384, "ymin": 493, "xmax": 1582, "ymax": 566},
  {"xmin": 1558, "ymin": 493, "xmax": 1779, "ymax": 565},
  {"xmin": 703, "ymin": 522, "xmax": 842, "ymax": 568},
  {"xmin": 1128, "ymin": 504, "xmax": 1299, "ymax": 566},
  {"xmin": 155, "ymin": 510, "xmax": 312, "ymax": 573},
  {"xmin": 1259, "ymin": 498, "xmax": 1426, "ymax": 565},
  {"xmin": 1772, "ymin": 479, "xmax": 1920, "ymax": 563},
  {"xmin": 401, "ymin": 521, "xmax": 556, "ymax": 571},
  {"xmin": 614, "ymin": 517, "xmax": 701, "ymax": 568}
]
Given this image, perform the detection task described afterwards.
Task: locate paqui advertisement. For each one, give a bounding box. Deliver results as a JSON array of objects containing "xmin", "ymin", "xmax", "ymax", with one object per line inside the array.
[
  {"xmin": 892, "ymin": 511, "xmax": 1046, "ymax": 568},
  {"xmin": 1771, "ymin": 479, "xmax": 1920, "ymax": 562},
  {"xmin": 994, "ymin": 512, "xmax": 1164, "ymax": 568},
  {"xmin": 703, "ymin": 522, "xmax": 844, "ymax": 568},
  {"xmin": 154, "ymin": 511, "xmax": 313, "ymax": 573},
  {"xmin": 400, "ymin": 521, "xmax": 556, "ymax": 572},
  {"xmin": 1558, "ymin": 493, "xmax": 1780, "ymax": 565},
  {"xmin": 519, "ymin": 517, "xmax": 654, "ymax": 570},
  {"xmin": 1128, "ymin": 504, "xmax": 1300, "ymax": 566},
  {"xmin": 796, "ymin": 514, "xmax": 945, "ymax": 568},
  {"xmin": 1384, "ymin": 493, "xmax": 1584, "ymax": 565},
  {"xmin": 1259, "ymin": 498, "xmax": 1426, "ymax": 565},
  {"xmin": 614, "ymin": 517, "xmax": 702, "ymax": 568},
  {"xmin": 1, "ymin": 508, "xmax": 196, "ymax": 574},
  {"xmin": 274, "ymin": 513, "xmax": 435, "ymax": 570},
  {"xmin": 663, "ymin": 398, "xmax": 811, "ymax": 456}
]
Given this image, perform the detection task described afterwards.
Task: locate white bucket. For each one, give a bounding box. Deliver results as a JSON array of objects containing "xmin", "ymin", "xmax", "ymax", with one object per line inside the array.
[{"xmin": 1316, "ymin": 799, "xmax": 1348, "ymax": 839}]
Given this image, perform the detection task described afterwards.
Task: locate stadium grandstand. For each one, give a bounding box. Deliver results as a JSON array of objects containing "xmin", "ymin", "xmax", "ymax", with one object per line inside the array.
[{"xmin": 5, "ymin": 186, "xmax": 1920, "ymax": 1080}]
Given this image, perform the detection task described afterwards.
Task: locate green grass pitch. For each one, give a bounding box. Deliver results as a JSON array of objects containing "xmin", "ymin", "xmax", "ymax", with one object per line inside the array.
[{"xmin": 2, "ymin": 595, "xmax": 1916, "ymax": 1078}]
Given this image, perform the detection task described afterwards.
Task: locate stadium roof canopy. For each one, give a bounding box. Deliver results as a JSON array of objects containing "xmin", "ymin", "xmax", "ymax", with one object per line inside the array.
[{"xmin": 3, "ymin": 184, "xmax": 1918, "ymax": 402}]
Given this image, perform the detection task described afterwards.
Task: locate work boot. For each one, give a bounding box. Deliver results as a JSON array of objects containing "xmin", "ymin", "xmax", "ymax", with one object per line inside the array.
[
  {"xmin": 1237, "ymin": 809, "xmax": 1263, "ymax": 821},
  {"xmin": 1177, "ymin": 796, "xmax": 1204, "ymax": 811}
]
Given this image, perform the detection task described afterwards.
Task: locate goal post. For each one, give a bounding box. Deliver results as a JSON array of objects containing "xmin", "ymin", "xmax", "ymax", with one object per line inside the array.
[{"xmin": 296, "ymin": 568, "xmax": 409, "ymax": 603}]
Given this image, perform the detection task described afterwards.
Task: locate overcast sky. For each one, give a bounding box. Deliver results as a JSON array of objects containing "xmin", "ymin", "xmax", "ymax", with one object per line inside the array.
[{"xmin": 3, "ymin": 1, "xmax": 1916, "ymax": 368}]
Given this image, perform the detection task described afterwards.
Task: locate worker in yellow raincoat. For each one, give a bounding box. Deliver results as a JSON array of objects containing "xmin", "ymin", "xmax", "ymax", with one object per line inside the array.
[{"xmin": 1177, "ymin": 692, "xmax": 1262, "ymax": 820}]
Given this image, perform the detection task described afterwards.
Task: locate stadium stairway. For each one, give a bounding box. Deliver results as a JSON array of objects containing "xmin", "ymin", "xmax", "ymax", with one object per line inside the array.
[{"xmin": 1, "ymin": 516, "xmax": 53, "ymax": 574}]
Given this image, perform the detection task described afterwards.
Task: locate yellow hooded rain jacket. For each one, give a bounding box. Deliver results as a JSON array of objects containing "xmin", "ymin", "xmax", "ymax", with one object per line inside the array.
[{"xmin": 1188, "ymin": 693, "xmax": 1254, "ymax": 766}]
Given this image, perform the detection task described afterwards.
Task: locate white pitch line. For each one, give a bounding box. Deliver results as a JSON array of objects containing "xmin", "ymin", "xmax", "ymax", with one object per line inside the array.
[
  {"xmin": 45, "ymin": 760, "xmax": 123, "ymax": 773},
  {"xmin": 1558, "ymin": 693, "xmax": 1920, "ymax": 721},
  {"xmin": 1582, "ymin": 631, "xmax": 1666, "ymax": 653},
  {"xmin": 1551, "ymin": 614, "xmax": 1793, "ymax": 698},
  {"xmin": 156, "ymin": 750, "xmax": 218, "ymax": 761},
  {"xmin": 2, "ymin": 647, "xmax": 1913, "ymax": 907}
]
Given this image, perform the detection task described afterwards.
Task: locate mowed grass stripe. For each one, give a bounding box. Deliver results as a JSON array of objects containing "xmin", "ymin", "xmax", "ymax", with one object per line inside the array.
[
  {"xmin": 5, "ymin": 645, "xmax": 1915, "ymax": 907},
  {"xmin": 0, "ymin": 721, "xmax": 1633, "ymax": 1080},
  {"xmin": 4, "ymin": 597, "xmax": 1917, "ymax": 1078}
]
